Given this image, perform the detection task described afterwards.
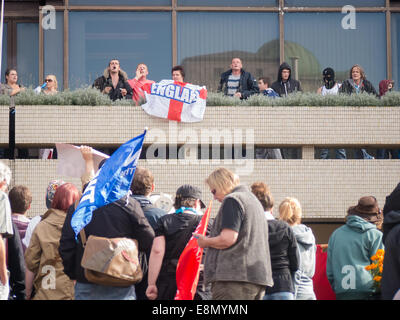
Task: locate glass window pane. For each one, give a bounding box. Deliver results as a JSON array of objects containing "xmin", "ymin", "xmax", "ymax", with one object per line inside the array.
[
  {"xmin": 1, "ymin": 23, "xmax": 7, "ymax": 83},
  {"xmin": 44, "ymin": 11, "xmax": 64, "ymax": 90},
  {"xmin": 17, "ymin": 23, "xmax": 39, "ymax": 88},
  {"xmin": 69, "ymin": 0, "xmax": 171, "ymax": 5},
  {"xmin": 392, "ymin": 13, "xmax": 400, "ymax": 91},
  {"xmin": 284, "ymin": 0, "xmax": 385, "ymax": 7},
  {"xmin": 69, "ymin": 12, "xmax": 172, "ymax": 89},
  {"xmin": 284, "ymin": 12, "xmax": 386, "ymax": 92},
  {"xmin": 177, "ymin": 12, "xmax": 279, "ymax": 91},
  {"xmin": 178, "ymin": 0, "xmax": 277, "ymax": 6}
]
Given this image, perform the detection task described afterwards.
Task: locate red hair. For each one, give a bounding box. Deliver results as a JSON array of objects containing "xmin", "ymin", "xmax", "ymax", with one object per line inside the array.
[{"xmin": 51, "ymin": 183, "xmax": 80, "ymax": 212}]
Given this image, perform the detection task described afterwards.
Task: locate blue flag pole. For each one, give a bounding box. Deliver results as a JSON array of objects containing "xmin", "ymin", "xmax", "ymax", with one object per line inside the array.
[{"xmin": 71, "ymin": 129, "xmax": 147, "ymax": 238}]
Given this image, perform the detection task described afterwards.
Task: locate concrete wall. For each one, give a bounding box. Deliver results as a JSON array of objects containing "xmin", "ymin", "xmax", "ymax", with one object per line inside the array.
[{"xmin": 0, "ymin": 104, "xmax": 399, "ymax": 241}]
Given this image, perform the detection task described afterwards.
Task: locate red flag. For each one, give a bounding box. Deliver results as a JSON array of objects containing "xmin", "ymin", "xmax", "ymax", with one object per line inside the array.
[{"xmin": 174, "ymin": 201, "xmax": 212, "ymax": 300}]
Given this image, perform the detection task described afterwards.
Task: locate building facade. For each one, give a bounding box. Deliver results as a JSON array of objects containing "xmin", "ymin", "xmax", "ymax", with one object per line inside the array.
[{"xmin": 2, "ymin": 0, "xmax": 400, "ymax": 92}]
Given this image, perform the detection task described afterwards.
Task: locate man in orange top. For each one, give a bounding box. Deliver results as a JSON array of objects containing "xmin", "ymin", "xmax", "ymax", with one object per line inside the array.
[{"xmin": 128, "ymin": 63, "xmax": 155, "ymax": 104}]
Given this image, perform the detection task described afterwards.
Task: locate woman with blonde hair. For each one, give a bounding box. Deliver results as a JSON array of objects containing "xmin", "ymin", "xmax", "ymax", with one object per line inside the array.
[
  {"xmin": 195, "ymin": 168, "xmax": 273, "ymax": 300},
  {"xmin": 43, "ymin": 75, "xmax": 58, "ymax": 95},
  {"xmin": 279, "ymin": 197, "xmax": 316, "ymax": 300}
]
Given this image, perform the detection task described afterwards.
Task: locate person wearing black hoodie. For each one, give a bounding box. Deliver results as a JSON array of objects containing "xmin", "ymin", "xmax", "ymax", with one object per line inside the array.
[
  {"xmin": 381, "ymin": 182, "xmax": 400, "ymax": 300},
  {"xmin": 270, "ymin": 62, "xmax": 302, "ymax": 97}
]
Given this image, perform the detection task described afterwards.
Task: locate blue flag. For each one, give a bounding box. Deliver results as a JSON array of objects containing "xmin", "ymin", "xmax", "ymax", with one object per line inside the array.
[{"xmin": 71, "ymin": 130, "xmax": 147, "ymax": 238}]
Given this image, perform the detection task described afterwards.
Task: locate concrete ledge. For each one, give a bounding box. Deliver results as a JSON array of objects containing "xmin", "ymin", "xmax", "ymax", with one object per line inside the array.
[
  {"xmin": 14, "ymin": 105, "xmax": 400, "ymax": 147},
  {"xmin": 9, "ymin": 159, "xmax": 400, "ymax": 221}
]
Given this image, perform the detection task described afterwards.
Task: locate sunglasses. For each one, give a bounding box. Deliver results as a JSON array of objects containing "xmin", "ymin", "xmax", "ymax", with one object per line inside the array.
[
  {"xmin": 45, "ymin": 79, "xmax": 53, "ymax": 82},
  {"xmin": 211, "ymin": 189, "xmax": 216, "ymax": 195}
]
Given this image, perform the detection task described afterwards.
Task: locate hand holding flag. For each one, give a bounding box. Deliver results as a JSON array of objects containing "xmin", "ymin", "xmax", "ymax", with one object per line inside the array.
[{"xmin": 174, "ymin": 201, "xmax": 212, "ymax": 300}]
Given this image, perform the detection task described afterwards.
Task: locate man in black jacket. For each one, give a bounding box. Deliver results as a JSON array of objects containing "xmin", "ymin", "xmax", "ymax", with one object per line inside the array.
[
  {"xmin": 59, "ymin": 191, "xmax": 154, "ymax": 300},
  {"xmin": 217, "ymin": 58, "xmax": 259, "ymax": 99},
  {"xmin": 92, "ymin": 59, "xmax": 133, "ymax": 101},
  {"xmin": 130, "ymin": 166, "xmax": 167, "ymax": 300},
  {"xmin": 271, "ymin": 62, "xmax": 302, "ymax": 97}
]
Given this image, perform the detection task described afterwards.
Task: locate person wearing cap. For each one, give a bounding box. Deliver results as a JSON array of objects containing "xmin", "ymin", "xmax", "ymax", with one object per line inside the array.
[
  {"xmin": 146, "ymin": 184, "xmax": 210, "ymax": 300},
  {"xmin": 326, "ymin": 196, "xmax": 384, "ymax": 300},
  {"xmin": 195, "ymin": 167, "xmax": 273, "ymax": 300},
  {"xmin": 317, "ymin": 67, "xmax": 346, "ymax": 160}
]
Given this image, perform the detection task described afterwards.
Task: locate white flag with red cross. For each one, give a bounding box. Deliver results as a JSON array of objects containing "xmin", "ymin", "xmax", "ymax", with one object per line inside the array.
[{"xmin": 141, "ymin": 80, "xmax": 207, "ymax": 122}]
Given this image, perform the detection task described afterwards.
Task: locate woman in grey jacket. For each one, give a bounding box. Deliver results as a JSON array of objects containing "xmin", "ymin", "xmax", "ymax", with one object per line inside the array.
[{"xmin": 279, "ymin": 197, "xmax": 317, "ymax": 300}]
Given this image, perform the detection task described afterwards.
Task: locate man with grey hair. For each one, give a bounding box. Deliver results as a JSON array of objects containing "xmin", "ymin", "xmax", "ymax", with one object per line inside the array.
[{"xmin": 0, "ymin": 161, "xmax": 13, "ymax": 300}]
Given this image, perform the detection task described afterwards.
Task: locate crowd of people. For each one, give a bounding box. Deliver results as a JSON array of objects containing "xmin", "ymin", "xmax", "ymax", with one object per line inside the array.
[
  {"xmin": 0, "ymin": 57, "xmax": 398, "ymax": 160},
  {"xmin": 1, "ymin": 147, "xmax": 400, "ymax": 300}
]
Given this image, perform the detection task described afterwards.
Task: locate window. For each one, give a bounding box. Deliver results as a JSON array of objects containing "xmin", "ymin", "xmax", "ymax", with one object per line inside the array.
[
  {"xmin": 17, "ymin": 23, "xmax": 39, "ymax": 88},
  {"xmin": 284, "ymin": 0, "xmax": 385, "ymax": 7},
  {"xmin": 177, "ymin": 12, "xmax": 279, "ymax": 91},
  {"xmin": 44, "ymin": 11, "xmax": 64, "ymax": 90},
  {"xmin": 1, "ymin": 23, "xmax": 7, "ymax": 83},
  {"xmin": 69, "ymin": 0, "xmax": 171, "ymax": 5},
  {"xmin": 68, "ymin": 12, "xmax": 172, "ymax": 89},
  {"xmin": 284, "ymin": 12, "xmax": 386, "ymax": 92},
  {"xmin": 178, "ymin": 0, "xmax": 277, "ymax": 6}
]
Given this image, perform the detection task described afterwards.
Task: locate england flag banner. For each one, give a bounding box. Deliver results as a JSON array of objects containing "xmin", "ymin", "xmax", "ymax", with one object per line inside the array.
[
  {"xmin": 141, "ymin": 80, "xmax": 207, "ymax": 122},
  {"xmin": 70, "ymin": 130, "xmax": 146, "ymax": 238}
]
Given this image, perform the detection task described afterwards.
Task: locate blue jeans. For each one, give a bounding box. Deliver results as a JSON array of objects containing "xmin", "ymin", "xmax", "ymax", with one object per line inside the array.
[
  {"xmin": 263, "ymin": 292, "xmax": 294, "ymax": 300},
  {"xmin": 74, "ymin": 282, "xmax": 136, "ymax": 300},
  {"xmin": 355, "ymin": 148, "xmax": 374, "ymax": 159},
  {"xmin": 320, "ymin": 148, "xmax": 346, "ymax": 159}
]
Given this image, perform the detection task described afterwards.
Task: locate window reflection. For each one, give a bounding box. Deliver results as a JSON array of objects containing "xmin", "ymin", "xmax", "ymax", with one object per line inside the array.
[
  {"xmin": 177, "ymin": 12, "xmax": 279, "ymax": 91},
  {"xmin": 284, "ymin": 12, "xmax": 386, "ymax": 92},
  {"xmin": 68, "ymin": 12, "xmax": 172, "ymax": 89}
]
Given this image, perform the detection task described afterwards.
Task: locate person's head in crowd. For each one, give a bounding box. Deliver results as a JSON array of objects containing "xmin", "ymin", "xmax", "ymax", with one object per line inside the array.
[
  {"xmin": 0, "ymin": 160, "xmax": 11, "ymax": 192},
  {"xmin": 347, "ymin": 196, "xmax": 383, "ymax": 230},
  {"xmin": 281, "ymin": 65, "xmax": 291, "ymax": 82},
  {"xmin": 130, "ymin": 167, "xmax": 154, "ymax": 197},
  {"xmin": 135, "ymin": 63, "xmax": 149, "ymax": 80},
  {"xmin": 258, "ymin": 77, "xmax": 271, "ymax": 92},
  {"xmin": 5, "ymin": 68, "xmax": 18, "ymax": 86},
  {"xmin": 51, "ymin": 183, "xmax": 80, "ymax": 212},
  {"xmin": 171, "ymin": 65, "xmax": 185, "ymax": 82},
  {"xmin": 230, "ymin": 58, "xmax": 243, "ymax": 73},
  {"xmin": 205, "ymin": 167, "xmax": 240, "ymax": 203},
  {"xmin": 251, "ymin": 181, "xmax": 274, "ymax": 212},
  {"xmin": 173, "ymin": 184, "xmax": 206, "ymax": 212},
  {"xmin": 46, "ymin": 180, "xmax": 66, "ymax": 209},
  {"xmin": 322, "ymin": 67, "xmax": 336, "ymax": 89},
  {"xmin": 108, "ymin": 59, "xmax": 121, "ymax": 75},
  {"xmin": 379, "ymin": 79, "xmax": 395, "ymax": 97},
  {"xmin": 8, "ymin": 185, "xmax": 32, "ymax": 215},
  {"xmin": 279, "ymin": 197, "xmax": 302, "ymax": 226},
  {"xmin": 43, "ymin": 74, "xmax": 58, "ymax": 94},
  {"xmin": 350, "ymin": 64, "xmax": 366, "ymax": 83}
]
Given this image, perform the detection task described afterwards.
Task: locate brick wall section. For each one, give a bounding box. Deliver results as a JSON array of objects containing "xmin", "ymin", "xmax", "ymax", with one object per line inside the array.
[
  {"xmin": 9, "ymin": 159, "xmax": 400, "ymax": 221},
  {"xmin": 14, "ymin": 105, "xmax": 400, "ymax": 146}
]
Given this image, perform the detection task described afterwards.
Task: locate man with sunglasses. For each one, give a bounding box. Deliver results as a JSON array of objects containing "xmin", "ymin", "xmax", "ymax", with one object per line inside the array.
[{"xmin": 92, "ymin": 59, "xmax": 133, "ymax": 101}]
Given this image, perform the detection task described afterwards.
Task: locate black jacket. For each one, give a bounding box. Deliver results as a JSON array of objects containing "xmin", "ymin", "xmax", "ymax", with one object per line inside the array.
[
  {"xmin": 7, "ymin": 222, "xmax": 26, "ymax": 300},
  {"xmin": 381, "ymin": 182, "xmax": 400, "ymax": 300},
  {"xmin": 92, "ymin": 68, "xmax": 133, "ymax": 101},
  {"xmin": 217, "ymin": 68, "xmax": 259, "ymax": 99},
  {"xmin": 59, "ymin": 194, "xmax": 155, "ymax": 284},
  {"xmin": 339, "ymin": 78, "xmax": 378, "ymax": 96},
  {"xmin": 265, "ymin": 219, "xmax": 299, "ymax": 294},
  {"xmin": 270, "ymin": 62, "xmax": 302, "ymax": 97}
]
